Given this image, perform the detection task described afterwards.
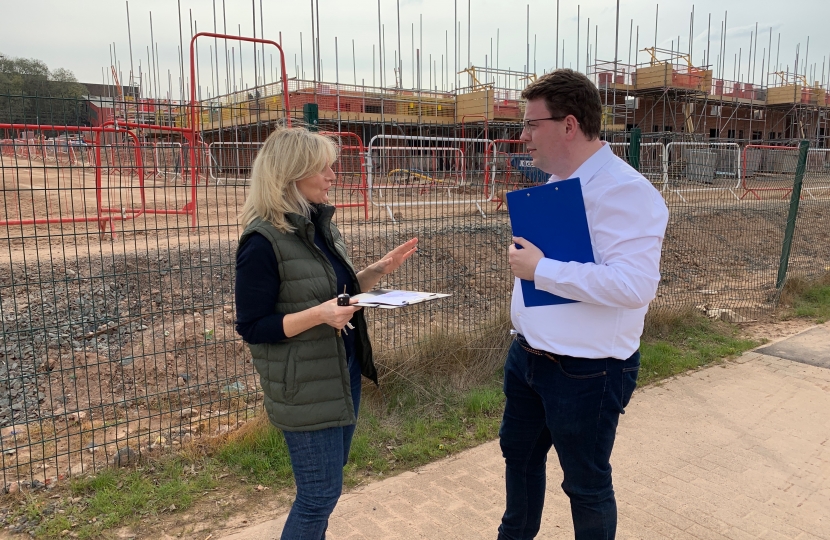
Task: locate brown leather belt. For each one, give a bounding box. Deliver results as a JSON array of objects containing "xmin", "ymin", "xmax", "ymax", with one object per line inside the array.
[{"xmin": 516, "ymin": 334, "xmax": 559, "ymax": 362}]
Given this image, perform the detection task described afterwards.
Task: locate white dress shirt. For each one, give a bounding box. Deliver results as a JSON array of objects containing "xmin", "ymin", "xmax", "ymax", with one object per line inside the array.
[{"xmin": 511, "ymin": 142, "xmax": 669, "ymax": 359}]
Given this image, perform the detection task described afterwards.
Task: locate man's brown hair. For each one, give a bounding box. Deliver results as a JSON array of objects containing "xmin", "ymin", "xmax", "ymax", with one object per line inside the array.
[{"xmin": 521, "ymin": 69, "xmax": 602, "ymax": 140}]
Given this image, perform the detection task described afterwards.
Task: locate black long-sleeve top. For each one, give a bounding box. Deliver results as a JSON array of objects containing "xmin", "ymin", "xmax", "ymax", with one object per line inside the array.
[{"xmin": 235, "ymin": 223, "xmax": 356, "ymax": 358}]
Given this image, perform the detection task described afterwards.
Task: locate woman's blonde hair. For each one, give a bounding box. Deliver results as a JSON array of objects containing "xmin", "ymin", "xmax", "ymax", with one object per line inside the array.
[{"xmin": 238, "ymin": 126, "xmax": 337, "ymax": 232}]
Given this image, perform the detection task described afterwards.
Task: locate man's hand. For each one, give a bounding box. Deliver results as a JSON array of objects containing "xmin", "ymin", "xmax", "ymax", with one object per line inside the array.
[{"xmin": 508, "ymin": 237, "xmax": 544, "ymax": 281}]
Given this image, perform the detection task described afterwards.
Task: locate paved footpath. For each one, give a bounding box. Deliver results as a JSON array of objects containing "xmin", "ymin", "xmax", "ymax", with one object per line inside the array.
[{"xmin": 217, "ymin": 325, "xmax": 830, "ymax": 540}]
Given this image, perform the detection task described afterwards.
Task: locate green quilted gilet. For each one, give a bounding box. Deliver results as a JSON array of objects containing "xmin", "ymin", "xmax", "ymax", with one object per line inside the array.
[{"xmin": 237, "ymin": 207, "xmax": 376, "ymax": 431}]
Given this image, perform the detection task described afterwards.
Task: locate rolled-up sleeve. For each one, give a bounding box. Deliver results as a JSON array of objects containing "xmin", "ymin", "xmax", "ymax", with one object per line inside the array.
[{"xmin": 533, "ymin": 179, "xmax": 669, "ymax": 309}]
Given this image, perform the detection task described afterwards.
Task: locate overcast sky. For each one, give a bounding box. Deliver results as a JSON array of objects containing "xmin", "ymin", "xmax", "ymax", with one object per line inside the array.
[{"xmin": 0, "ymin": 0, "xmax": 826, "ymax": 100}]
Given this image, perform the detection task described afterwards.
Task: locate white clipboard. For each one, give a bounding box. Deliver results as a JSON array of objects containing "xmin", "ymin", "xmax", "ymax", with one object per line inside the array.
[{"xmin": 352, "ymin": 289, "xmax": 451, "ymax": 309}]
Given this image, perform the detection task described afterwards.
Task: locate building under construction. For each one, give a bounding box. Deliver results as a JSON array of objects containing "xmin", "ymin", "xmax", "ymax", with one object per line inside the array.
[
  {"xmin": 4, "ymin": 23, "xmax": 830, "ymax": 215},
  {"xmin": 85, "ymin": 42, "xmax": 823, "ymax": 142},
  {"xmin": 70, "ymin": 43, "xmax": 830, "ymax": 187}
]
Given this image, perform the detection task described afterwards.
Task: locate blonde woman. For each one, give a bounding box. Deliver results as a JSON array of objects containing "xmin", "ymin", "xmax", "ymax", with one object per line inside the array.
[{"xmin": 235, "ymin": 127, "xmax": 417, "ymax": 539}]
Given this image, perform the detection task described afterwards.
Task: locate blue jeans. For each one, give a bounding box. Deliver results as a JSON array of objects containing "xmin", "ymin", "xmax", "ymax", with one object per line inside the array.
[
  {"xmin": 281, "ymin": 353, "xmax": 362, "ymax": 540},
  {"xmin": 498, "ymin": 336, "xmax": 640, "ymax": 540}
]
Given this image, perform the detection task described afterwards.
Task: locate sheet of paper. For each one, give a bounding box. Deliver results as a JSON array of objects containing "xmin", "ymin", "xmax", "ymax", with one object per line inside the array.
[
  {"xmin": 351, "ymin": 289, "xmax": 450, "ymax": 308},
  {"xmin": 355, "ymin": 290, "xmax": 432, "ymax": 306}
]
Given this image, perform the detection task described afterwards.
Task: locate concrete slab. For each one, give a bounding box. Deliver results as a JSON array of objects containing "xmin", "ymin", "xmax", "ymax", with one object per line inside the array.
[{"xmin": 757, "ymin": 325, "xmax": 830, "ymax": 368}]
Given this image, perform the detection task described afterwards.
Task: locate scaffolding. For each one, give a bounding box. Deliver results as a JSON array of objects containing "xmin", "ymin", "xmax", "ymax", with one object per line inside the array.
[{"xmin": 586, "ymin": 48, "xmax": 830, "ymax": 148}]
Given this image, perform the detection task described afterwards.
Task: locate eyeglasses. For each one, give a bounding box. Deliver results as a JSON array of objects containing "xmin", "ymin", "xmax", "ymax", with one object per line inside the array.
[{"xmin": 522, "ymin": 115, "xmax": 569, "ymax": 130}]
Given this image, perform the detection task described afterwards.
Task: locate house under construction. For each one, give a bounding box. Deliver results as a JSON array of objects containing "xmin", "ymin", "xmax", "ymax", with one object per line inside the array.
[
  {"xmin": 99, "ymin": 46, "xmax": 828, "ymax": 149},
  {"xmin": 5, "ymin": 33, "xmax": 829, "ymax": 215}
]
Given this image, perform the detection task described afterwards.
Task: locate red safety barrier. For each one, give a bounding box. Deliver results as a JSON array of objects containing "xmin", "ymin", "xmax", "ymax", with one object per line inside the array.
[
  {"xmin": 101, "ymin": 119, "xmax": 204, "ymax": 226},
  {"xmin": 0, "ymin": 121, "xmax": 202, "ymax": 234},
  {"xmin": 0, "ymin": 123, "xmax": 145, "ymax": 234},
  {"xmin": 322, "ymin": 131, "xmax": 369, "ymax": 219},
  {"xmin": 2, "ymin": 35, "xmax": 294, "ymax": 235},
  {"xmin": 189, "ymin": 32, "xmax": 291, "ymax": 200}
]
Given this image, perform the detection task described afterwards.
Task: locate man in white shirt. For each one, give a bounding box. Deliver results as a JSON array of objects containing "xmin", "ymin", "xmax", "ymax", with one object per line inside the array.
[{"xmin": 498, "ymin": 70, "xmax": 669, "ymax": 540}]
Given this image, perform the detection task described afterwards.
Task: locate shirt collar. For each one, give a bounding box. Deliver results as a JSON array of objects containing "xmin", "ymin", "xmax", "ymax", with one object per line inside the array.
[{"xmin": 546, "ymin": 142, "xmax": 614, "ymax": 186}]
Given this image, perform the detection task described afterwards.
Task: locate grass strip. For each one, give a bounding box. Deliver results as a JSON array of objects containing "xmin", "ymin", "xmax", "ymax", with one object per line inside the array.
[
  {"xmin": 6, "ymin": 457, "xmax": 217, "ymax": 539},
  {"xmin": 780, "ymin": 273, "xmax": 830, "ymax": 323}
]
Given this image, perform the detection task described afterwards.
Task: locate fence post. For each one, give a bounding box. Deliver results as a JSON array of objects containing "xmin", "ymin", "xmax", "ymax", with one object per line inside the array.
[
  {"xmin": 303, "ymin": 103, "xmax": 319, "ymax": 131},
  {"xmin": 629, "ymin": 127, "xmax": 641, "ymax": 171},
  {"xmin": 776, "ymin": 139, "xmax": 810, "ymax": 289}
]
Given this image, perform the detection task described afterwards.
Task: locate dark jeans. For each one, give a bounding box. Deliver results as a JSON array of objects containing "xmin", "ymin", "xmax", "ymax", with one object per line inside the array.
[
  {"xmin": 281, "ymin": 353, "xmax": 362, "ymax": 540},
  {"xmin": 498, "ymin": 336, "xmax": 640, "ymax": 540}
]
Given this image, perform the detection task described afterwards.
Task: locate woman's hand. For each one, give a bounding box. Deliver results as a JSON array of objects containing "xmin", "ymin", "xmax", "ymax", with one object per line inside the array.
[
  {"xmin": 357, "ymin": 238, "xmax": 418, "ymax": 291},
  {"xmin": 315, "ymin": 298, "xmax": 362, "ymax": 330},
  {"xmin": 283, "ymin": 298, "xmax": 361, "ymax": 337}
]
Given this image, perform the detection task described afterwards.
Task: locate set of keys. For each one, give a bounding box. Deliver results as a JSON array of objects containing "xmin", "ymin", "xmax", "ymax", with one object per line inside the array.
[{"xmin": 336, "ymin": 285, "xmax": 355, "ymax": 337}]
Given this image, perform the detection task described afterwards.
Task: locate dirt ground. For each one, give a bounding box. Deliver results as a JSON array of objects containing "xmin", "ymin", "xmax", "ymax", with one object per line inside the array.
[
  {"xmin": 1, "ymin": 153, "xmax": 830, "ymax": 494},
  {"xmin": 0, "ymin": 156, "xmax": 516, "ymax": 489}
]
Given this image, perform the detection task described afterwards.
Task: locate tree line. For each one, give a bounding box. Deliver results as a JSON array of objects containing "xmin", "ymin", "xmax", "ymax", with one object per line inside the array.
[{"xmin": 0, "ymin": 54, "xmax": 90, "ymax": 128}]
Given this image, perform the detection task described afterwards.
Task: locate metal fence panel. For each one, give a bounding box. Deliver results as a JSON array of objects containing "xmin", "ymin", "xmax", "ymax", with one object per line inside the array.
[
  {"xmin": 664, "ymin": 142, "xmax": 742, "ymax": 200},
  {"xmin": 608, "ymin": 141, "xmax": 665, "ymax": 187},
  {"xmin": 2, "ymin": 94, "xmax": 830, "ymax": 492}
]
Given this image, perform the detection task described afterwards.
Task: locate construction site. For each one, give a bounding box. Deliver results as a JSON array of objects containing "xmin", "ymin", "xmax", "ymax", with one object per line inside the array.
[{"xmin": 2, "ymin": 1, "xmax": 830, "ymax": 495}]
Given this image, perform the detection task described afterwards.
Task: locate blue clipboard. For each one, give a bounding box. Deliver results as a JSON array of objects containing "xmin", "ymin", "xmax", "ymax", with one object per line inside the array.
[{"xmin": 505, "ymin": 178, "xmax": 594, "ymax": 307}]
